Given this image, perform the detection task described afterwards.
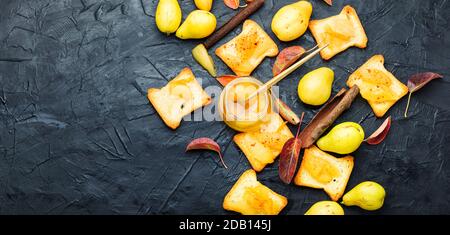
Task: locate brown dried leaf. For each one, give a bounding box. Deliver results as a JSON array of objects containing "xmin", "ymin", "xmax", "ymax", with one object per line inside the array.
[
  {"xmin": 186, "ymin": 137, "xmax": 228, "ymax": 168},
  {"xmin": 365, "ymin": 116, "xmax": 391, "ymax": 145},
  {"xmin": 273, "ymin": 46, "xmax": 305, "ymax": 76},
  {"xmin": 404, "ymin": 72, "xmax": 443, "ymax": 117},
  {"xmin": 279, "ymin": 112, "xmax": 305, "ymax": 184},
  {"xmin": 407, "ymin": 72, "xmax": 443, "ymax": 92}
]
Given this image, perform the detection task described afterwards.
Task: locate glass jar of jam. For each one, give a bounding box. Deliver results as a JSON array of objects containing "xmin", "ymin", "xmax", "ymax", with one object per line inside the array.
[{"xmin": 218, "ymin": 77, "xmax": 272, "ymax": 132}]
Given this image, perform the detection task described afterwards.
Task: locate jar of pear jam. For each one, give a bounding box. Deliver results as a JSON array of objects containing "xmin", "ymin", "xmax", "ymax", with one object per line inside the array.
[{"xmin": 218, "ymin": 77, "xmax": 272, "ymax": 132}]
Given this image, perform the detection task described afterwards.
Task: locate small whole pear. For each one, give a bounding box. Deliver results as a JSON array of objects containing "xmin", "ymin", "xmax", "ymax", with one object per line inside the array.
[
  {"xmin": 342, "ymin": 181, "xmax": 386, "ymax": 211},
  {"xmin": 305, "ymin": 201, "xmax": 344, "ymax": 215},
  {"xmin": 155, "ymin": 0, "xmax": 182, "ymax": 35},
  {"xmin": 194, "ymin": 0, "xmax": 213, "ymax": 11},
  {"xmin": 272, "ymin": 1, "xmax": 313, "ymax": 41},
  {"xmin": 317, "ymin": 122, "xmax": 365, "ymax": 154},
  {"xmin": 176, "ymin": 10, "xmax": 217, "ymax": 39},
  {"xmin": 298, "ymin": 67, "xmax": 334, "ymax": 106}
]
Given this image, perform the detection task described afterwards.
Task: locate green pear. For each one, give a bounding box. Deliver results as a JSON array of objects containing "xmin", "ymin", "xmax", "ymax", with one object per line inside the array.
[
  {"xmin": 317, "ymin": 122, "xmax": 364, "ymax": 154},
  {"xmin": 342, "ymin": 181, "xmax": 386, "ymax": 211},
  {"xmin": 298, "ymin": 67, "xmax": 334, "ymax": 106}
]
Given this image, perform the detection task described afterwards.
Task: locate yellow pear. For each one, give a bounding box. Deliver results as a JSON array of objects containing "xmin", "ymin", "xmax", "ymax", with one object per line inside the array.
[
  {"xmin": 305, "ymin": 201, "xmax": 344, "ymax": 215},
  {"xmin": 271, "ymin": 1, "xmax": 312, "ymax": 41},
  {"xmin": 317, "ymin": 122, "xmax": 364, "ymax": 154},
  {"xmin": 298, "ymin": 67, "xmax": 334, "ymax": 106},
  {"xmin": 194, "ymin": 0, "xmax": 213, "ymax": 11},
  {"xmin": 155, "ymin": 0, "xmax": 182, "ymax": 35},
  {"xmin": 176, "ymin": 10, "xmax": 217, "ymax": 39},
  {"xmin": 342, "ymin": 181, "xmax": 386, "ymax": 211}
]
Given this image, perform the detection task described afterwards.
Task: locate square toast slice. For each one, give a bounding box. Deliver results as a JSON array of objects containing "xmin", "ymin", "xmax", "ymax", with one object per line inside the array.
[
  {"xmin": 223, "ymin": 169, "xmax": 288, "ymax": 215},
  {"xmin": 234, "ymin": 113, "xmax": 293, "ymax": 172},
  {"xmin": 347, "ymin": 55, "xmax": 408, "ymax": 117},
  {"xmin": 294, "ymin": 145, "xmax": 354, "ymax": 201},
  {"xmin": 216, "ymin": 20, "xmax": 279, "ymax": 76},
  {"xmin": 147, "ymin": 68, "xmax": 211, "ymax": 129},
  {"xmin": 309, "ymin": 5, "xmax": 368, "ymax": 60}
]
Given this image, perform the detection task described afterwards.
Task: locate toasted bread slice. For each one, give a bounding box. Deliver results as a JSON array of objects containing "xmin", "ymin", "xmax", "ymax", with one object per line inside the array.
[
  {"xmin": 294, "ymin": 146, "xmax": 354, "ymax": 201},
  {"xmin": 347, "ymin": 55, "xmax": 408, "ymax": 117},
  {"xmin": 215, "ymin": 20, "xmax": 279, "ymax": 76},
  {"xmin": 234, "ymin": 113, "xmax": 293, "ymax": 172},
  {"xmin": 309, "ymin": 5, "xmax": 368, "ymax": 60},
  {"xmin": 223, "ymin": 169, "xmax": 288, "ymax": 215},
  {"xmin": 147, "ymin": 68, "xmax": 211, "ymax": 129}
]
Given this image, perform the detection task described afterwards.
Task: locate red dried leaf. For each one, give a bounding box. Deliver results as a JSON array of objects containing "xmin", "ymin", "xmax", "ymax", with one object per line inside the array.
[
  {"xmin": 322, "ymin": 0, "xmax": 332, "ymax": 6},
  {"xmin": 365, "ymin": 116, "xmax": 391, "ymax": 145},
  {"xmin": 279, "ymin": 112, "xmax": 305, "ymax": 184},
  {"xmin": 216, "ymin": 75, "xmax": 239, "ymax": 86},
  {"xmin": 224, "ymin": 0, "xmax": 240, "ymax": 9},
  {"xmin": 404, "ymin": 72, "xmax": 443, "ymax": 117},
  {"xmin": 407, "ymin": 72, "xmax": 443, "ymax": 92},
  {"xmin": 186, "ymin": 137, "xmax": 228, "ymax": 168},
  {"xmin": 273, "ymin": 46, "xmax": 306, "ymax": 76}
]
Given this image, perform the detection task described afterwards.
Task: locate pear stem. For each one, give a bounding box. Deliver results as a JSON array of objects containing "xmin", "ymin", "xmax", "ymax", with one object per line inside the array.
[{"xmin": 404, "ymin": 92, "xmax": 412, "ymax": 118}]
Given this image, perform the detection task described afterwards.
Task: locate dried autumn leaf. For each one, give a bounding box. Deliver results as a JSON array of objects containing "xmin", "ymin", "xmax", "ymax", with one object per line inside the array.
[
  {"xmin": 186, "ymin": 137, "xmax": 228, "ymax": 168},
  {"xmin": 279, "ymin": 112, "xmax": 305, "ymax": 184},
  {"xmin": 404, "ymin": 72, "xmax": 443, "ymax": 117},
  {"xmin": 322, "ymin": 0, "xmax": 332, "ymax": 6},
  {"xmin": 408, "ymin": 72, "xmax": 443, "ymax": 93},
  {"xmin": 273, "ymin": 46, "xmax": 306, "ymax": 76},
  {"xmin": 274, "ymin": 98, "xmax": 300, "ymax": 125},
  {"xmin": 224, "ymin": 0, "xmax": 240, "ymax": 9},
  {"xmin": 365, "ymin": 116, "xmax": 391, "ymax": 145},
  {"xmin": 216, "ymin": 75, "xmax": 239, "ymax": 86}
]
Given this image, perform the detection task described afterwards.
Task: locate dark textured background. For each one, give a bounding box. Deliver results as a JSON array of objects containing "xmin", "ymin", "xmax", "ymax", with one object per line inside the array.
[{"xmin": 0, "ymin": 0, "xmax": 449, "ymax": 215}]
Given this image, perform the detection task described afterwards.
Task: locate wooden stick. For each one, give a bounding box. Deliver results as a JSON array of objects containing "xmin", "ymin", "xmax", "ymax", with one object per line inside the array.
[
  {"xmin": 245, "ymin": 44, "xmax": 328, "ymax": 102},
  {"xmin": 203, "ymin": 0, "xmax": 265, "ymax": 49}
]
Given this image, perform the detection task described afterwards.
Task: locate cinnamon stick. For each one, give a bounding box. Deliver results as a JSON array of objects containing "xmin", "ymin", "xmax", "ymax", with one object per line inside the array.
[
  {"xmin": 203, "ymin": 0, "xmax": 265, "ymax": 49},
  {"xmin": 298, "ymin": 85, "xmax": 360, "ymax": 148}
]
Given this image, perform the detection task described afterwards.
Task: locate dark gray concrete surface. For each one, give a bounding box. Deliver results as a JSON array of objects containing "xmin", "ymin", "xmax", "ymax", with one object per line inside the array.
[{"xmin": 0, "ymin": 0, "xmax": 449, "ymax": 214}]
